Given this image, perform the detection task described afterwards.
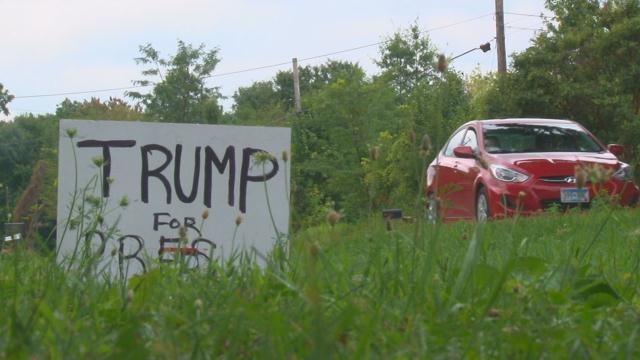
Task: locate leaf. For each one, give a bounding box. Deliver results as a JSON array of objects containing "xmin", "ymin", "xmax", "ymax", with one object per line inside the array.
[
  {"xmin": 472, "ymin": 263, "xmax": 500, "ymax": 290},
  {"xmin": 512, "ymin": 256, "xmax": 548, "ymax": 278},
  {"xmin": 572, "ymin": 275, "xmax": 622, "ymax": 306}
]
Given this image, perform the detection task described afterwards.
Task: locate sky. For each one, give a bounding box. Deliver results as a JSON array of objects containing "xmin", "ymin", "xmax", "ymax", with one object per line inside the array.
[{"xmin": 0, "ymin": 0, "xmax": 550, "ymax": 120}]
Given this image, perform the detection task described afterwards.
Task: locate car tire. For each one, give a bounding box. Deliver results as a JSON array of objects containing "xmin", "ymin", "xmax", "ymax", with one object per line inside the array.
[
  {"xmin": 426, "ymin": 193, "xmax": 438, "ymax": 223},
  {"xmin": 476, "ymin": 187, "xmax": 490, "ymax": 222}
]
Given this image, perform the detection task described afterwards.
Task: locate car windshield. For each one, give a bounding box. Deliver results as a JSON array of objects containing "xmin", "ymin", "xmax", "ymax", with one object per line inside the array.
[{"xmin": 482, "ymin": 123, "xmax": 604, "ymax": 154}]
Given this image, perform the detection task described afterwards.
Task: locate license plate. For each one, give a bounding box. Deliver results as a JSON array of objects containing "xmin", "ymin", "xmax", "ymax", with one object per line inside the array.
[{"xmin": 560, "ymin": 188, "xmax": 590, "ymax": 203}]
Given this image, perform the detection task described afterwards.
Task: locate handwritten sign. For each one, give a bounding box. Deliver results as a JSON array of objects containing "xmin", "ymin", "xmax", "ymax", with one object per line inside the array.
[{"xmin": 56, "ymin": 119, "xmax": 290, "ymax": 276}]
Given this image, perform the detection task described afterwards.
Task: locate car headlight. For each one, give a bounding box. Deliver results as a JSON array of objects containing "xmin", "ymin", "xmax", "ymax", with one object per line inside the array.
[
  {"xmin": 490, "ymin": 165, "xmax": 529, "ymax": 183},
  {"xmin": 613, "ymin": 162, "xmax": 634, "ymax": 181}
]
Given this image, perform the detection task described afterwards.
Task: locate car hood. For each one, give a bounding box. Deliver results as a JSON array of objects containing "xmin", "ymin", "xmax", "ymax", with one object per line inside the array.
[{"xmin": 490, "ymin": 152, "xmax": 619, "ymax": 177}]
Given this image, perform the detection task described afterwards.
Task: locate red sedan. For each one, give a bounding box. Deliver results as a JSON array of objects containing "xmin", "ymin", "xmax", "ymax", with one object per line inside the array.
[{"xmin": 425, "ymin": 118, "xmax": 640, "ymax": 222}]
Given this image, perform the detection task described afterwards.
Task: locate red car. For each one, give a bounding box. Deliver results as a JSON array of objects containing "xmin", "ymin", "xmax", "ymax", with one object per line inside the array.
[{"xmin": 425, "ymin": 118, "xmax": 640, "ymax": 222}]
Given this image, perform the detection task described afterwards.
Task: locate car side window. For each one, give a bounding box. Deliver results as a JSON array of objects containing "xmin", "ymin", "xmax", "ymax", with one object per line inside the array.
[
  {"xmin": 444, "ymin": 129, "xmax": 467, "ymax": 157},
  {"xmin": 461, "ymin": 129, "xmax": 478, "ymax": 151}
]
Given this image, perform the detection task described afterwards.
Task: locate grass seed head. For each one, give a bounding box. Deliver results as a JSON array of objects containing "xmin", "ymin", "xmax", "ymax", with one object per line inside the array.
[
  {"xmin": 253, "ymin": 151, "xmax": 275, "ymax": 165},
  {"xmin": 436, "ymin": 54, "xmax": 448, "ymax": 73},
  {"xmin": 235, "ymin": 215, "xmax": 243, "ymax": 226},
  {"xmin": 85, "ymin": 194, "xmax": 101, "ymax": 207},
  {"xmin": 575, "ymin": 165, "xmax": 588, "ymax": 189},
  {"xmin": 327, "ymin": 210, "xmax": 341, "ymax": 226},
  {"xmin": 420, "ymin": 134, "xmax": 432, "ymax": 153},
  {"xmin": 92, "ymin": 156, "xmax": 105, "ymax": 167},
  {"xmin": 309, "ymin": 243, "xmax": 320, "ymax": 258},
  {"xmin": 195, "ymin": 298, "xmax": 203, "ymax": 310},
  {"xmin": 408, "ymin": 130, "xmax": 417, "ymax": 144},
  {"xmin": 590, "ymin": 164, "xmax": 613, "ymax": 184},
  {"xmin": 282, "ymin": 150, "xmax": 289, "ymax": 162},
  {"xmin": 477, "ymin": 155, "xmax": 489, "ymax": 169},
  {"xmin": 119, "ymin": 195, "xmax": 129, "ymax": 208},
  {"xmin": 66, "ymin": 127, "xmax": 77, "ymax": 138},
  {"xmin": 179, "ymin": 226, "xmax": 188, "ymax": 243},
  {"xmin": 201, "ymin": 209, "xmax": 209, "ymax": 220},
  {"xmin": 369, "ymin": 146, "xmax": 380, "ymax": 161}
]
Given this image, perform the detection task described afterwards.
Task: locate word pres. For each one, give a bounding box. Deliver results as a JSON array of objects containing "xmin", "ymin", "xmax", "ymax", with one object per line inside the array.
[{"xmin": 84, "ymin": 229, "xmax": 215, "ymax": 276}]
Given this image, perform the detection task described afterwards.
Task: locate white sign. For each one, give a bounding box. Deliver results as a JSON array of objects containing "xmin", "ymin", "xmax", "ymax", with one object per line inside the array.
[{"xmin": 57, "ymin": 120, "xmax": 290, "ymax": 276}]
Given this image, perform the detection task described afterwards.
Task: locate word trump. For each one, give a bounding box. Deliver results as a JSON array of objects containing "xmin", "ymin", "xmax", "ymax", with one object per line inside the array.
[{"xmin": 77, "ymin": 140, "xmax": 279, "ymax": 213}]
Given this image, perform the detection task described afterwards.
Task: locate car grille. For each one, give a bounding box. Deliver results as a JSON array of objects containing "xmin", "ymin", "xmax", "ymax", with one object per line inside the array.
[{"xmin": 539, "ymin": 176, "xmax": 574, "ymax": 184}]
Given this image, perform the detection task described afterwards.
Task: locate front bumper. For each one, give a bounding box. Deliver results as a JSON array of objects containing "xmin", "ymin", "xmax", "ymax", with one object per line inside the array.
[{"xmin": 485, "ymin": 178, "xmax": 640, "ymax": 218}]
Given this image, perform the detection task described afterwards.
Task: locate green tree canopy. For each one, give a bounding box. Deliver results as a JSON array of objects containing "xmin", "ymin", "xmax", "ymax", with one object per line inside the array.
[
  {"xmin": 486, "ymin": 0, "xmax": 640, "ymax": 151},
  {"xmin": 231, "ymin": 81, "xmax": 287, "ymax": 125},
  {"xmin": 0, "ymin": 83, "xmax": 15, "ymax": 116},
  {"xmin": 376, "ymin": 24, "xmax": 440, "ymax": 103},
  {"xmin": 127, "ymin": 40, "xmax": 223, "ymax": 123},
  {"xmin": 56, "ymin": 97, "xmax": 144, "ymax": 121},
  {"xmin": 0, "ymin": 114, "xmax": 58, "ymax": 225}
]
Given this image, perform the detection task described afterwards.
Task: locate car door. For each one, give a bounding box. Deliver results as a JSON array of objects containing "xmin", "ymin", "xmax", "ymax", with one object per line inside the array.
[
  {"xmin": 450, "ymin": 128, "xmax": 480, "ymax": 220},
  {"xmin": 434, "ymin": 128, "xmax": 467, "ymax": 220}
]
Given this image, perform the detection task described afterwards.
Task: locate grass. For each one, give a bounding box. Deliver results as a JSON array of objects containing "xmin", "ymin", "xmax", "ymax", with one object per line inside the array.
[{"xmin": 2, "ymin": 205, "xmax": 640, "ymax": 358}]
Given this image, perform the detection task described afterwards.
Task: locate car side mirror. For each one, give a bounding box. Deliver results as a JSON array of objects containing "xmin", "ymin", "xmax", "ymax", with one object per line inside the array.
[
  {"xmin": 607, "ymin": 144, "xmax": 624, "ymax": 156},
  {"xmin": 453, "ymin": 146, "xmax": 476, "ymax": 159}
]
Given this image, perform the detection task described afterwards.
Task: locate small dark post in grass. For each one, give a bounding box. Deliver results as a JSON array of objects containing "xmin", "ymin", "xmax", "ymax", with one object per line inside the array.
[{"xmin": 382, "ymin": 208, "xmax": 403, "ymax": 231}]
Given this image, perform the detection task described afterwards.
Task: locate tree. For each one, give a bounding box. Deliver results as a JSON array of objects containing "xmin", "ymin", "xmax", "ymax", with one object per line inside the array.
[
  {"xmin": 55, "ymin": 97, "xmax": 144, "ymax": 121},
  {"xmin": 127, "ymin": 40, "xmax": 223, "ymax": 123},
  {"xmin": 376, "ymin": 24, "xmax": 440, "ymax": 103},
  {"xmin": 0, "ymin": 114, "xmax": 58, "ymax": 230},
  {"xmin": 494, "ymin": 0, "xmax": 640, "ymax": 158},
  {"xmin": 291, "ymin": 62, "xmax": 405, "ymax": 224},
  {"xmin": 231, "ymin": 81, "xmax": 287, "ymax": 125},
  {"xmin": 0, "ymin": 83, "xmax": 15, "ymax": 116}
]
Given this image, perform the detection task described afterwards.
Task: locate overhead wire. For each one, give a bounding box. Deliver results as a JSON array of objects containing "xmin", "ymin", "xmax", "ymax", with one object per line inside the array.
[
  {"xmin": 504, "ymin": 11, "xmax": 552, "ymax": 20},
  {"xmin": 10, "ymin": 11, "xmax": 549, "ymax": 103},
  {"xmin": 506, "ymin": 26, "xmax": 544, "ymax": 32},
  {"xmin": 13, "ymin": 12, "xmax": 495, "ymax": 100}
]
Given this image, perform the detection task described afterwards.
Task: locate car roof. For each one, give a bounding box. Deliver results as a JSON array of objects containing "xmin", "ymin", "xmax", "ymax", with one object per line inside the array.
[{"xmin": 468, "ymin": 118, "xmax": 578, "ymax": 127}]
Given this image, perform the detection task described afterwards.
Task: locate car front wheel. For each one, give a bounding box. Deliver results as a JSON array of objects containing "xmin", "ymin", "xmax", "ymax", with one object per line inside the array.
[
  {"xmin": 426, "ymin": 194, "xmax": 438, "ymax": 223},
  {"xmin": 476, "ymin": 188, "xmax": 490, "ymax": 222}
]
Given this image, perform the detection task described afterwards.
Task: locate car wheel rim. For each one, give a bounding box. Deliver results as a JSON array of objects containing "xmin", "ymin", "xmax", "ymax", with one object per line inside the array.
[
  {"xmin": 477, "ymin": 193, "xmax": 488, "ymax": 222},
  {"xmin": 427, "ymin": 197, "xmax": 437, "ymax": 223}
]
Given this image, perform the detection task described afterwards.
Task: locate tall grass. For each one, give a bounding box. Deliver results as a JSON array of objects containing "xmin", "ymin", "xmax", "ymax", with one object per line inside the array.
[
  {"xmin": 3, "ymin": 130, "xmax": 639, "ymax": 357},
  {"xmin": 2, "ymin": 205, "xmax": 640, "ymax": 358}
]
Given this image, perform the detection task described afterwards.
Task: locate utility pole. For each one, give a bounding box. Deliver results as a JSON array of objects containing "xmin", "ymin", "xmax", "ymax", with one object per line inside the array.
[
  {"xmin": 495, "ymin": 0, "xmax": 507, "ymax": 74},
  {"xmin": 292, "ymin": 58, "xmax": 302, "ymax": 114}
]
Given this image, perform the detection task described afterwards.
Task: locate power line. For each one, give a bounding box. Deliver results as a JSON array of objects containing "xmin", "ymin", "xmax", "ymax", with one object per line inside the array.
[
  {"xmin": 506, "ymin": 25, "xmax": 544, "ymax": 32},
  {"xmin": 298, "ymin": 13, "xmax": 496, "ymax": 63},
  {"xmin": 208, "ymin": 61, "xmax": 291, "ymax": 78},
  {"xmin": 504, "ymin": 11, "xmax": 552, "ymax": 20},
  {"xmin": 13, "ymin": 13, "xmax": 495, "ymax": 100},
  {"xmin": 14, "ymin": 85, "xmax": 150, "ymax": 99}
]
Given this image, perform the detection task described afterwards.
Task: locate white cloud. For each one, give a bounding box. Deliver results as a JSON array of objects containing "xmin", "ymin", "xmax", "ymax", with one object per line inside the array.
[{"xmin": 0, "ymin": 0, "xmax": 251, "ymax": 65}]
